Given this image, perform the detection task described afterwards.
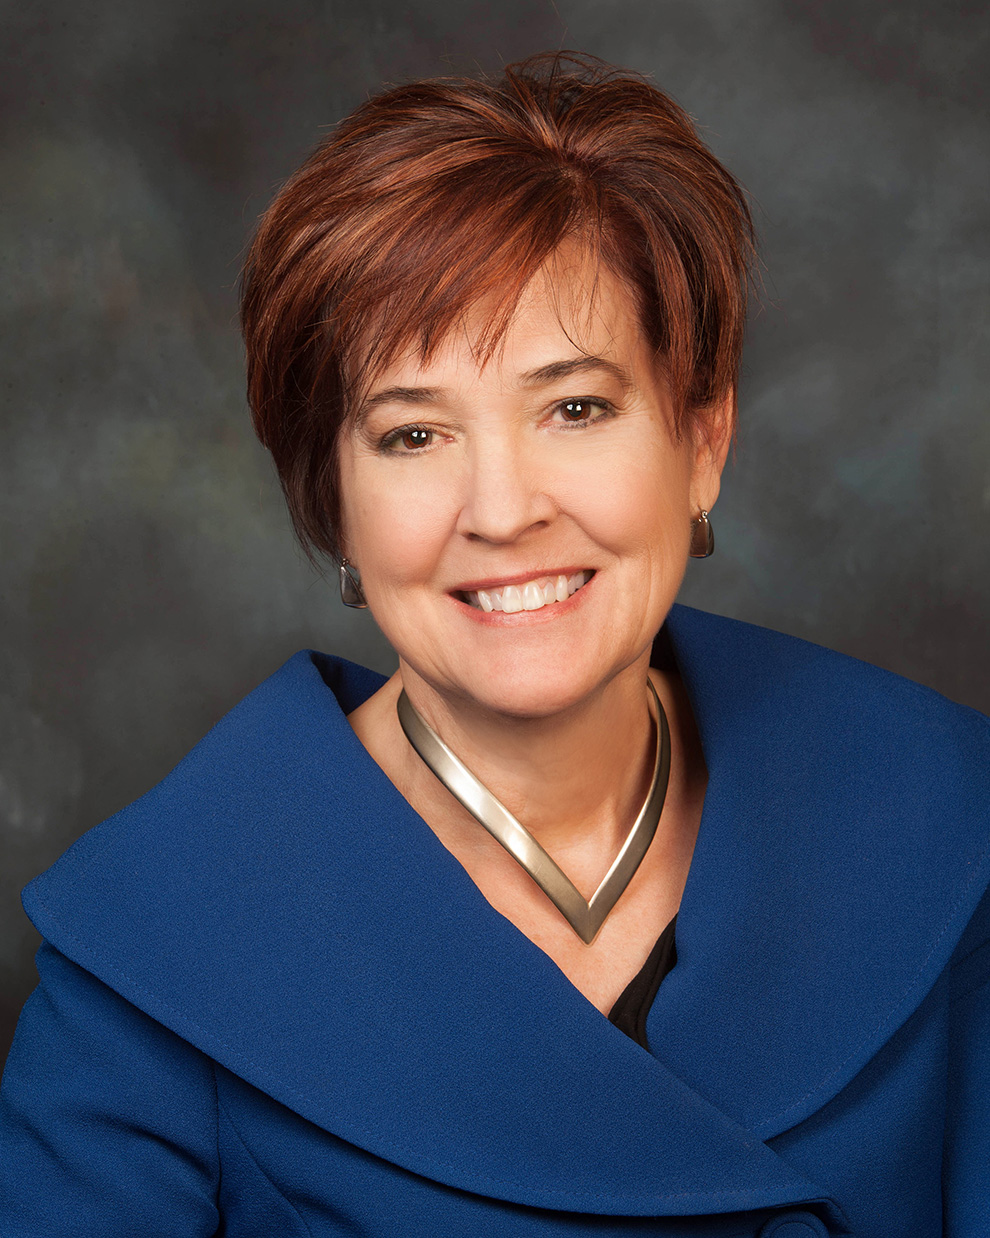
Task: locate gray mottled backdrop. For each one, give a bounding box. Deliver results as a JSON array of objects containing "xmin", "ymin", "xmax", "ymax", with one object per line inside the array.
[{"xmin": 2, "ymin": 0, "xmax": 988, "ymax": 1065}]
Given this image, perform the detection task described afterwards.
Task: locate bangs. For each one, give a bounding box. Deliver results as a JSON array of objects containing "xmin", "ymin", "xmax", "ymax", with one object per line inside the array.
[{"xmin": 315, "ymin": 159, "xmax": 608, "ymax": 409}]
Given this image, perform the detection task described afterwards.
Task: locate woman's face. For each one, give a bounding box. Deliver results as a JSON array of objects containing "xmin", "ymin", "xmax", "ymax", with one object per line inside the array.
[{"xmin": 338, "ymin": 247, "xmax": 728, "ymax": 720}]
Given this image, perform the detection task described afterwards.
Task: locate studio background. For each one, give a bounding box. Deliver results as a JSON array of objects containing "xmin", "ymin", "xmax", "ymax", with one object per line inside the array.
[{"xmin": 2, "ymin": 0, "xmax": 987, "ymax": 1067}]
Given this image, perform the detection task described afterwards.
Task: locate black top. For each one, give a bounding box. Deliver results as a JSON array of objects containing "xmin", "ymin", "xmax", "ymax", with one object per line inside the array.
[{"xmin": 607, "ymin": 914, "xmax": 677, "ymax": 1051}]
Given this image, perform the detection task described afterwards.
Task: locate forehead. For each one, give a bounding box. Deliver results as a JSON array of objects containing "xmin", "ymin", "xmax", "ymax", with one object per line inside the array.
[{"xmin": 364, "ymin": 244, "xmax": 650, "ymax": 392}]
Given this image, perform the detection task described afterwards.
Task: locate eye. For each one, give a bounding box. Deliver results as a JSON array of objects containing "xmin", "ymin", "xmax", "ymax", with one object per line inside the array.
[
  {"xmin": 380, "ymin": 424, "xmax": 437, "ymax": 453},
  {"xmin": 551, "ymin": 398, "xmax": 613, "ymax": 426},
  {"xmin": 401, "ymin": 428, "xmax": 433, "ymax": 449}
]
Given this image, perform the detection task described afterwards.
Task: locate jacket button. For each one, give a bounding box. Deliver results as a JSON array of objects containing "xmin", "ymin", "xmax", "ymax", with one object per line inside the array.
[{"xmin": 758, "ymin": 1213, "xmax": 830, "ymax": 1238}]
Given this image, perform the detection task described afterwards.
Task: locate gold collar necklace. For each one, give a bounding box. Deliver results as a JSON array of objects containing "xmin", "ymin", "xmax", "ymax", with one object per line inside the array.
[{"xmin": 396, "ymin": 681, "xmax": 670, "ymax": 944}]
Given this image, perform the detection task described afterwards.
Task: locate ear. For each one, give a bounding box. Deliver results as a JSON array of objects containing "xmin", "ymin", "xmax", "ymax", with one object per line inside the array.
[{"xmin": 689, "ymin": 390, "xmax": 734, "ymax": 515}]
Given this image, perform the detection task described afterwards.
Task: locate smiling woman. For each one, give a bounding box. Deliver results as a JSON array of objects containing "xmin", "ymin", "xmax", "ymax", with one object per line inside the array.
[
  {"xmin": 2, "ymin": 52, "xmax": 989, "ymax": 1238},
  {"xmin": 341, "ymin": 251, "xmax": 722, "ymax": 718}
]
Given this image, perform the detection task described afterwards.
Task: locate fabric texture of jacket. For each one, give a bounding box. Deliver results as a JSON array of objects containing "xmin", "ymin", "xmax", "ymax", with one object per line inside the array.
[{"xmin": 1, "ymin": 605, "xmax": 989, "ymax": 1237}]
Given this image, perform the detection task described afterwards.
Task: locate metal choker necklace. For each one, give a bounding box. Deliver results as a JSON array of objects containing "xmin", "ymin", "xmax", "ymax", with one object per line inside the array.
[{"xmin": 396, "ymin": 681, "xmax": 671, "ymax": 945}]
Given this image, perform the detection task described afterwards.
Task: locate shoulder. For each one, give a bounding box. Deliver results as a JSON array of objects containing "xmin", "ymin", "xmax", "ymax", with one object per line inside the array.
[
  {"xmin": 667, "ymin": 601, "xmax": 987, "ymax": 714},
  {"xmin": 650, "ymin": 608, "xmax": 990, "ymax": 1134},
  {"xmin": 666, "ymin": 603, "xmax": 990, "ymax": 968},
  {"xmin": 666, "ymin": 602, "xmax": 990, "ymax": 770},
  {"xmin": 21, "ymin": 649, "xmax": 388, "ymax": 955}
]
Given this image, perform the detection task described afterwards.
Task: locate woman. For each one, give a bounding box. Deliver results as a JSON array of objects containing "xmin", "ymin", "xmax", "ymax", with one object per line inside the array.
[{"xmin": 1, "ymin": 53, "xmax": 988, "ymax": 1238}]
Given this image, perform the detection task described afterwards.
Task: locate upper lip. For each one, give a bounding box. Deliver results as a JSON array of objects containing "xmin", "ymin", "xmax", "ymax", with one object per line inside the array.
[{"xmin": 450, "ymin": 568, "xmax": 594, "ymax": 594}]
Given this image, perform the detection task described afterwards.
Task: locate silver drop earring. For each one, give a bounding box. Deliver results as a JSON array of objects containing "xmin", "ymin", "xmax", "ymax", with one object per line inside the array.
[
  {"xmin": 338, "ymin": 559, "xmax": 368, "ymax": 608},
  {"xmin": 690, "ymin": 510, "xmax": 715, "ymax": 558}
]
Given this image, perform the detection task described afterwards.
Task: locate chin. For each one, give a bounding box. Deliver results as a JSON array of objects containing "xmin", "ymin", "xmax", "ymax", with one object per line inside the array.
[{"xmin": 449, "ymin": 654, "xmax": 611, "ymax": 722}]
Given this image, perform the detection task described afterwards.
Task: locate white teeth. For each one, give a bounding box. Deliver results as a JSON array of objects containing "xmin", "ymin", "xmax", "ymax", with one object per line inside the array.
[
  {"xmin": 523, "ymin": 583, "xmax": 544, "ymax": 610},
  {"xmin": 464, "ymin": 571, "xmax": 592, "ymax": 613},
  {"xmin": 501, "ymin": 584, "xmax": 523, "ymax": 614}
]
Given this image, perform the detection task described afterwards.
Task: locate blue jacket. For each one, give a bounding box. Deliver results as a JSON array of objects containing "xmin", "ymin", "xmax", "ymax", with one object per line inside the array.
[{"xmin": 2, "ymin": 606, "xmax": 989, "ymax": 1237}]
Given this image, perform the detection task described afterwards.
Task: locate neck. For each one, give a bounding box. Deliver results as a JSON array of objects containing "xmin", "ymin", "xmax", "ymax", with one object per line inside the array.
[{"xmin": 393, "ymin": 654, "xmax": 659, "ymax": 861}]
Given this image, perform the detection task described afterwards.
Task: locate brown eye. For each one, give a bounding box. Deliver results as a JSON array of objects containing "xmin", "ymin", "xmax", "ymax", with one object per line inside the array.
[
  {"xmin": 401, "ymin": 428, "xmax": 432, "ymax": 449},
  {"xmin": 561, "ymin": 401, "xmax": 591, "ymax": 421}
]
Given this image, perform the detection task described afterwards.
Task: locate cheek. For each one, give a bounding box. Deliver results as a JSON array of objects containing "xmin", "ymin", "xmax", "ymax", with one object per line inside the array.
[
  {"xmin": 558, "ymin": 442, "xmax": 691, "ymax": 561},
  {"xmin": 342, "ymin": 458, "xmax": 455, "ymax": 584}
]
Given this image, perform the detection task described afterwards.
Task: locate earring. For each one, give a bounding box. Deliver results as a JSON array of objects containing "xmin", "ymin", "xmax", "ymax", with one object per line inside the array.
[
  {"xmin": 690, "ymin": 510, "xmax": 715, "ymax": 558},
  {"xmin": 338, "ymin": 559, "xmax": 368, "ymax": 608}
]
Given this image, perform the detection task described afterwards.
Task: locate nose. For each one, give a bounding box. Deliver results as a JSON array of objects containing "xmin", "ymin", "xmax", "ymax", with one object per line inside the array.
[{"xmin": 454, "ymin": 431, "xmax": 557, "ymax": 545}]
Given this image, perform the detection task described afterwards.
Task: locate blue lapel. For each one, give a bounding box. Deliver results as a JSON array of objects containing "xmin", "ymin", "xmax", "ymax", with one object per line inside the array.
[
  {"xmin": 23, "ymin": 606, "xmax": 990, "ymax": 1219},
  {"xmin": 657, "ymin": 606, "xmax": 990, "ymax": 1138}
]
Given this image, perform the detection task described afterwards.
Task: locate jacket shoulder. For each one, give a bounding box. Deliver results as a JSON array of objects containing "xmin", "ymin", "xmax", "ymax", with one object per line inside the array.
[
  {"xmin": 668, "ymin": 603, "xmax": 990, "ymax": 754},
  {"xmin": 23, "ymin": 650, "xmax": 386, "ymax": 911}
]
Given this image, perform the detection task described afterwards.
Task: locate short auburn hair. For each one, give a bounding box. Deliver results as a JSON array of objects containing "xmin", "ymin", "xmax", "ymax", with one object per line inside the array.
[{"xmin": 241, "ymin": 52, "xmax": 755, "ymax": 562}]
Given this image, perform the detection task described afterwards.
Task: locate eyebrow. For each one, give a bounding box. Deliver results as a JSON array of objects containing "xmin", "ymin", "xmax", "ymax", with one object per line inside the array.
[
  {"xmin": 354, "ymin": 355, "xmax": 633, "ymax": 425},
  {"xmin": 519, "ymin": 355, "xmax": 634, "ymax": 392},
  {"xmin": 355, "ymin": 386, "xmax": 441, "ymax": 421}
]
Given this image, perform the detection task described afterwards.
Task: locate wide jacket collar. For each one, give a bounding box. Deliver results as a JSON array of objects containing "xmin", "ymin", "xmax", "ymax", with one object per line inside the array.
[{"xmin": 23, "ymin": 606, "xmax": 990, "ymax": 1222}]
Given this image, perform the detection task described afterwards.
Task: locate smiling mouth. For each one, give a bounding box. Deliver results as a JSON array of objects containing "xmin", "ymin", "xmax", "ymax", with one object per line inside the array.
[{"xmin": 460, "ymin": 571, "xmax": 594, "ymax": 614}]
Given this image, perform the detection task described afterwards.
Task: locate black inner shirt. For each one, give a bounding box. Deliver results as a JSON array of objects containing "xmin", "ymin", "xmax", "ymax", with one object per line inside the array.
[
  {"xmin": 606, "ymin": 630, "xmax": 683, "ymax": 1052},
  {"xmin": 606, "ymin": 914, "xmax": 677, "ymax": 1051}
]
